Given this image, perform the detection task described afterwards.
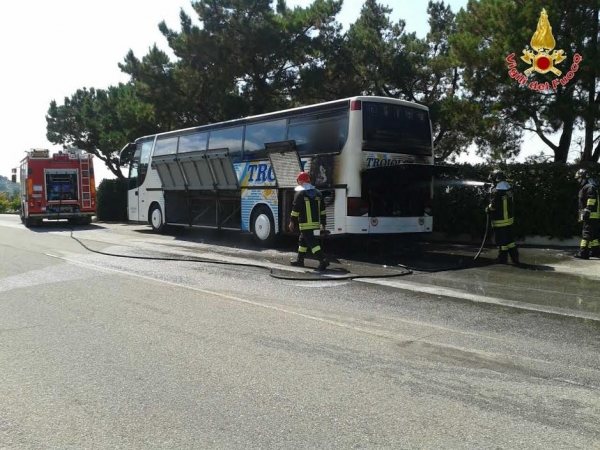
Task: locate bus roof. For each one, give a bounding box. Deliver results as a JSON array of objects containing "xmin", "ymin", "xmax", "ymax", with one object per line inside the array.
[{"xmin": 134, "ymin": 96, "xmax": 429, "ymax": 143}]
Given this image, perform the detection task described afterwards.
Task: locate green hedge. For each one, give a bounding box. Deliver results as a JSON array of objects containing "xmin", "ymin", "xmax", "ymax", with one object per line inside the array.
[
  {"xmin": 96, "ymin": 178, "xmax": 129, "ymax": 221},
  {"xmin": 433, "ymin": 163, "xmax": 600, "ymax": 239}
]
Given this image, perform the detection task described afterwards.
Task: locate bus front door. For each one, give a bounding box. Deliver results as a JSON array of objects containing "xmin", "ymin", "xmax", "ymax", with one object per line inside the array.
[{"xmin": 128, "ymin": 158, "xmax": 140, "ymax": 222}]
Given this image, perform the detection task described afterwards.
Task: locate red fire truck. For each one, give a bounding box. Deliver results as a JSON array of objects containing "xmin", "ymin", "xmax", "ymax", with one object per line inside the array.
[{"xmin": 17, "ymin": 148, "xmax": 96, "ymax": 227}]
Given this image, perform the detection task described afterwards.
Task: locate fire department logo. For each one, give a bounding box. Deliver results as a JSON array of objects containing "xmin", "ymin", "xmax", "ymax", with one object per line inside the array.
[
  {"xmin": 521, "ymin": 9, "xmax": 565, "ymax": 76},
  {"xmin": 506, "ymin": 8, "xmax": 582, "ymax": 91}
]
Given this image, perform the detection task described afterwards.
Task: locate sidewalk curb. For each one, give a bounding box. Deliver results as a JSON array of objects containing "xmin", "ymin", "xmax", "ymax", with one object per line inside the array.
[{"xmin": 357, "ymin": 278, "xmax": 600, "ymax": 325}]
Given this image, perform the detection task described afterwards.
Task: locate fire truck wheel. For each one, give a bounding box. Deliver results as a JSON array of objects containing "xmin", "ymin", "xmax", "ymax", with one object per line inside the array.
[
  {"xmin": 251, "ymin": 205, "xmax": 276, "ymax": 247},
  {"xmin": 23, "ymin": 218, "xmax": 40, "ymax": 228},
  {"xmin": 149, "ymin": 204, "xmax": 166, "ymax": 233}
]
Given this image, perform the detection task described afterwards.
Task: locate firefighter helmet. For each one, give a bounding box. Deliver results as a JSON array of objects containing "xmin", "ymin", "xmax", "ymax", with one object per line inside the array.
[
  {"xmin": 489, "ymin": 170, "xmax": 506, "ymax": 183},
  {"xmin": 575, "ymin": 168, "xmax": 590, "ymax": 180},
  {"xmin": 297, "ymin": 171, "xmax": 310, "ymax": 184},
  {"xmin": 575, "ymin": 168, "xmax": 590, "ymax": 186}
]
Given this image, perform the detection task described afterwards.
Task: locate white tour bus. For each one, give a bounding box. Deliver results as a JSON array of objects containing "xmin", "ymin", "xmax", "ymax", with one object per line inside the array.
[{"xmin": 119, "ymin": 96, "xmax": 436, "ymax": 247}]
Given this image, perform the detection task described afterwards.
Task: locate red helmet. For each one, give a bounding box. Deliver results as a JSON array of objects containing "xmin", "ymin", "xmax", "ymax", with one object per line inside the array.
[{"xmin": 297, "ymin": 171, "xmax": 310, "ymax": 184}]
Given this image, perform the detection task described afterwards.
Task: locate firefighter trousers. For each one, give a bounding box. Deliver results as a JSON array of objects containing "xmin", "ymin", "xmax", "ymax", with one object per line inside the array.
[
  {"xmin": 493, "ymin": 225, "xmax": 519, "ymax": 263},
  {"xmin": 297, "ymin": 230, "xmax": 325, "ymax": 261},
  {"xmin": 581, "ymin": 219, "xmax": 600, "ymax": 254}
]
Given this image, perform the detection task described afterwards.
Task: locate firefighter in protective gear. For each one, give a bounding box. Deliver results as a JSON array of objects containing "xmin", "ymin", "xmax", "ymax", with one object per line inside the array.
[
  {"xmin": 574, "ymin": 168, "xmax": 600, "ymax": 259},
  {"xmin": 288, "ymin": 172, "xmax": 330, "ymax": 270},
  {"xmin": 485, "ymin": 170, "xmax": 519, "ymax": 264}
]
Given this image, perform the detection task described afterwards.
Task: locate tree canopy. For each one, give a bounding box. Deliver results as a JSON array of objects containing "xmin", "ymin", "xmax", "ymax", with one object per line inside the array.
[
  {"xmin": 451, "ymin": 0, "xmax": 600, "ymax": 163},
  {"xmin": 46, "ymin": 0, "xmax": 600, "ymax": 177}
]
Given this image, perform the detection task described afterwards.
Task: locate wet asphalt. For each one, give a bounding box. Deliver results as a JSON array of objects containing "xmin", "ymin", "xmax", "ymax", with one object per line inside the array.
[{"xmin": 1, "ymin": 214, "xmax": 600, "ymax": 449}]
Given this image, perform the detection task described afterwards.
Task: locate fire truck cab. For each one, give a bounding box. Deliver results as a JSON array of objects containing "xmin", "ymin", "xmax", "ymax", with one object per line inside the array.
[{"xmin": 18, "ymin": 148, "xmax": 96, "ymax": 227}]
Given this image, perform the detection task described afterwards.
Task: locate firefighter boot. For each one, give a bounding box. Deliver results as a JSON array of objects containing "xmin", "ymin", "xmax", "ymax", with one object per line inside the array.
[
  {"xmin": 508, "ymin": 248, "xmax": 520, "ymax": 265},
  {"xmin": 574, "ymin": 248, "xmax": 590, "ymax": 260},
  {"xmin": 496, "ymin": 250, "xmax": 508, "ymax": 264},
  {"xmin": 290, "ymin": 253, "xmax": 305, "ymax": 267},
  {"xmin": 315, "ymin": 251, "xmax": 330, "ymax": 271}
]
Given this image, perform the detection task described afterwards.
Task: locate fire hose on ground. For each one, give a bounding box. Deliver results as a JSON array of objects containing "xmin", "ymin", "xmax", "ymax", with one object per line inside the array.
[{"xmin": 55, "ymin": 180, "xmax": 494, "ymax": 281}]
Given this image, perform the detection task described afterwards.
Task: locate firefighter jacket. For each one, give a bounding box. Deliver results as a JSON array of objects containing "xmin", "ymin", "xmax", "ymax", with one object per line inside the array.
[
  {"xmin": 487, "ymin": 181, "xmax": 514, "ymax": 228},
  {"xmin": 579, "ymin": 181, "xmax": 600, "ymax": 220},
  {"xmin": 290, "ymin": 184, "xmax": 326, "ymax": 231}
]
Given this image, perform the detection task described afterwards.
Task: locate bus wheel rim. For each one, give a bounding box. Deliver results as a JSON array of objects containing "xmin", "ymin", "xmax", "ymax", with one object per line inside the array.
[
  {"xmin": 255, "ymin": 214, "xmax": 271, "ymax": 240},
  {"xmin": 152, "ymin": 208, "xmax": 162, "ymax": 228}
]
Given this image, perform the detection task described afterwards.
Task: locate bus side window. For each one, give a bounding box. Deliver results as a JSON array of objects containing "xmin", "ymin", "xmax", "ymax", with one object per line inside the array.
[
  {"xmin": 288, "ymin": 113, "xmax": 348, "ymax": 156},
  {"xmin": 208, "ymin": 127, "xmax": 243, "ymax": 161},
  {"xmin": 154, "ymin": 137, "xmax": 179, "ymax": 156},
  {"xmin": 178, "ymin": 133, "xmax": 208, "ymax": 153},
  {"xmin": 243, "ymin": 119, "xmax": 286, "ymax": 160}
]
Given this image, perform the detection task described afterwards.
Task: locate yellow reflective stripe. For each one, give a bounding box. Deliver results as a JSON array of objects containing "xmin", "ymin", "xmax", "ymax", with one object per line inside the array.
[
  {"xmin": 587, "ymin": 199, "xmax": 597, "ymax": 205},
  {"xmin": 591, "ymin": 240, "xmax": 600, "ymax": 247},
  {"xmin": 581, "ymin": 239, "xmax": 589, "ymax": 247},
  {"xmin": 298, "ymin": 246, "xmax": 308, "ymax": 253},
  {"xmin": 320, "ymin": 210, "xmax": 327, "ymax": 216},
  {"xmin": 507, "ymin": 242, "xmax": 516, "ymax": 249},
  {"xmin": 591, "ymin": 211, "xmax": 600, "ymax": 219},
  {"xmin": 299, "ymin": 222, "xmax": 319, "ymax": 230},
  {"xmin": 291, "ymin": 211, "xmax": 299, "ymax": 217},
  {"xmin": 501, "ymin": 245, "xmax": 509, "ymax": 251},
  {"xmin": 312, "ymin": 245, "xmax": 321, "ymax": 253},
  {"xmin": 492, "ymin": 218, "xmax": 514, "ymax": 227},
  {"xmin": 488, "ymin": 204, "xmax": 495, "ymax": 211},
  {"xmin": 503, "ymin": 196, "xmax": 508, "ymax": 221},
  {"xmin": 305, "ymin": 198, "xmax": 313, "ymax": 224}
]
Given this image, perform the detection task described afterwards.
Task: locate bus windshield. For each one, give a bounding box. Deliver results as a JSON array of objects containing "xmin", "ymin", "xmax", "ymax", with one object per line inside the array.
[{"xmin": 362, "ymin": 102, "xmax": 432, "ymax": 156}]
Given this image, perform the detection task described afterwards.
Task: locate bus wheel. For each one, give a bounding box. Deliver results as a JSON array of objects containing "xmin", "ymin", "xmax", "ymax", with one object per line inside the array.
[
  {"xmin": 149, "ymin": 204, "xmax": 166, "ymax": 233},
  {"xmin": 251, "ymin": 205, "xmax": 275, "ymax": 247}
]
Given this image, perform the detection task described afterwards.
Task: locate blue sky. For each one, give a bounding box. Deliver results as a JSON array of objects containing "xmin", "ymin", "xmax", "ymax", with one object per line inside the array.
[{"xmin": 5, "ymin": 0, "xmax": 546, "ymax": 184}]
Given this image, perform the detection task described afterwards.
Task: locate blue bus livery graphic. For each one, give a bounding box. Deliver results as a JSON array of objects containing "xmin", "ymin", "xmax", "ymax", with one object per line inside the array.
[{"xmin": 236, "ymin": 160, "xmax": 308, "ymax": 187}]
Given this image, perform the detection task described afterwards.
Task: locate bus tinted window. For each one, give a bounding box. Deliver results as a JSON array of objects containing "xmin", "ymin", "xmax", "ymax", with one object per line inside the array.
[
  {"xmin": 179, "ymin": 133, "xmax": 208, "ymax": 153},
  {"xmin": 243, "ymin": 119, "xmax": 287, "ymax": 160},
  {"xmin": 362, "ymin": 102, "xmax": 432, "ymax": 155},
  {"xmin": 288, "ymin": 112, "xmax": 348, "ymax": 156},
  {"xmin": 154, "ymin": 137, "xmax": 178, "ymax": 156},
  {"xmin": 208, "ymin": 127, "xmax": 243, "ymax": 160}
]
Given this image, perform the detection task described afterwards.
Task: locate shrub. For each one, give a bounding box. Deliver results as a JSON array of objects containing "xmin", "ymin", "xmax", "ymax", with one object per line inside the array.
[
  {"xmin": 432, "ymin": 163, "xmax": 600, "ymax": 239},
  {"xmin": 96, "ymin": 178, "xmax": 129, "ymax": 221}
]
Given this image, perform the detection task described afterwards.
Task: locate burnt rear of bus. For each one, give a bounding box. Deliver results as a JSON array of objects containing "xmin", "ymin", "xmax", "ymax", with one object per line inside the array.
[{"xmin": 347, "ymin": 100, "xmax": 434, "ymax": 233}]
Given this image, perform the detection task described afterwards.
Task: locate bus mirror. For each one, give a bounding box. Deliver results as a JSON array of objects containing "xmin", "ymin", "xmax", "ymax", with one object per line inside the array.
[
  {"xmin": 11, "ymin": 174, "xmax": 17, "ymax": 183},
  {"xmin": 119, "ymin": 143, "xmax": 137, "ymax": 165}
]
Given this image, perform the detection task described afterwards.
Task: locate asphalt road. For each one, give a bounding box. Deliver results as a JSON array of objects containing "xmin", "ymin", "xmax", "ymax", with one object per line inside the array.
[{"xmin": 1, "ymin": 215, "xmax": 600, "ymax": 449}]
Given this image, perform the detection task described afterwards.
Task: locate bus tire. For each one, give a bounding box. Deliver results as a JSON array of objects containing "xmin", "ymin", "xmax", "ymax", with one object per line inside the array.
[
  {"xmin": 251, "ymin": 205, "xmax": 276, "ymax": 247},
  {"xmin": 149, "ymin": 204, "xmax": 166, "ymax": 233}
]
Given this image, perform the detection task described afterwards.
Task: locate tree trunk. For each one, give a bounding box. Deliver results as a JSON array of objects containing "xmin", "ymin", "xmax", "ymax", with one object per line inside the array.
[{"xmin": 555, "ymin": 116, "xmax": 575, "ymax": 163}]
